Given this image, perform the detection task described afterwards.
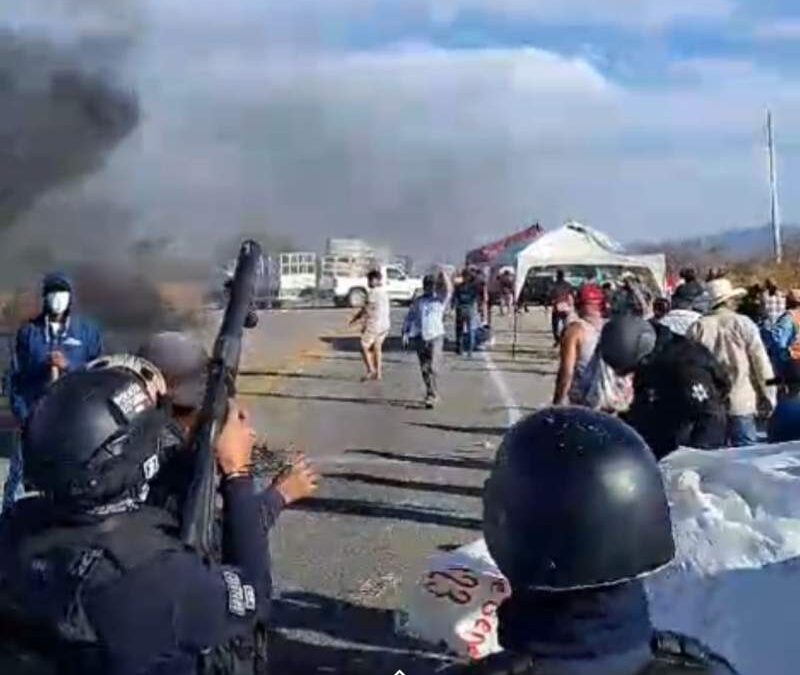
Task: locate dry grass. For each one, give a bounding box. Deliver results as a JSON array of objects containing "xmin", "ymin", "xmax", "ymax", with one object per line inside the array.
[{"xmin": 729, "ymin": 253, "xmax": 800, "ymax": 290}]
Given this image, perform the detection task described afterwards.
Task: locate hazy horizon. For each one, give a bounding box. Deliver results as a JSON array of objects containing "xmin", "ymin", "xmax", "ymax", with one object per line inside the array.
[{"xmin": 1, "ymin": 0, "xmax": 798, "ymax": 266}]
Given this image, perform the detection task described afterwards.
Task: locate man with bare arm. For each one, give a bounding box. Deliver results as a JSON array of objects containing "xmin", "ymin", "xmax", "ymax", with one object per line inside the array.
[
  {"xmin": 350, "ymin": 269, "xmax": 391, "ymax": 381},
  {"xmin": 553, "ymin": 285, "xmax": 605, "ymax": 406}
]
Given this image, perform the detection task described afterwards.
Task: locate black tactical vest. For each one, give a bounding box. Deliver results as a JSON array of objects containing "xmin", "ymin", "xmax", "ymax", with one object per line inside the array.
[
  {"xmin": 0, "ymin": 502, "xmax": 267, "ymax": 675},
  {"xmin": 445, "ymin": 631, "xmax": 739, "ymax": 675}
]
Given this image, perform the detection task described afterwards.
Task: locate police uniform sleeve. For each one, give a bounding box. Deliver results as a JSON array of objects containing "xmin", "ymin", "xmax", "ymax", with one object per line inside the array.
[
  {"xmin": 221, "ymin": 476, "xmax": 269, "ymax": 597},
  {"xmin": 259, "ymin": 485, "xmax": 286, "ymax": 533},
  {"xmin": 84, "ymin": 550, "xmax": 267, "ymax": 673}
]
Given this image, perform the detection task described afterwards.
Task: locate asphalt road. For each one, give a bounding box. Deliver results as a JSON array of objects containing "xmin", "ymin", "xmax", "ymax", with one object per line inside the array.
[
  {"xmin": 237, "ymin": 306, "xmax": 557, "ymax": 674},
  {"xmin": 0, "ymin": 305, "xmax": 558, "ymax": 674}
]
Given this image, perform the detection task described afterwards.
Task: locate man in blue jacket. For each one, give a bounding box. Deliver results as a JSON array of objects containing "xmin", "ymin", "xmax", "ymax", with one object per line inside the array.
[{"xmin": 3, "ymin": 272, "xmax": 102, "ymax": 509}]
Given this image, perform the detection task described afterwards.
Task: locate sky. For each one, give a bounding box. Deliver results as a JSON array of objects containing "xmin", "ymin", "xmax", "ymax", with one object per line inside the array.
[{"xmin": 4, "ymin": 0, "xmax": 800, "ymax": 261}]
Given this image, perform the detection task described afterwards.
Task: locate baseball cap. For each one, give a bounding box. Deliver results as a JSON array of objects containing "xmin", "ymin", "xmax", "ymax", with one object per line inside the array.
[
  {"xmin": 577, "ymin": 284, "xmax": 605, "ymax": 308},
  {"xmin": 138, "ymin": 332, "xmax": 209, "ymax": 409}
]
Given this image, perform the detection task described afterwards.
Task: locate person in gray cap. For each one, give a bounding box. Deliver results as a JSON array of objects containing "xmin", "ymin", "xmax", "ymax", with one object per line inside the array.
[{"xmin": 138, "ymin": 331, "xmax": 319, "ymax": 524}]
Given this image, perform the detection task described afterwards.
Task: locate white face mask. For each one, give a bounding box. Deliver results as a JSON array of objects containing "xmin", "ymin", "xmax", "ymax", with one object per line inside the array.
[{"xmin": 45, "ymin": 291, "xmax": 71, "ymax": 316}]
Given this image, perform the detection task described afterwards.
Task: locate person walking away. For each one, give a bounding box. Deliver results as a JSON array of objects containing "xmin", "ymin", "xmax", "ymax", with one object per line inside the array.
[
  {"xmin": 737, "ymin": 284, "xmax": 765, "ymax": 326},
  {"xmin": 672, "ymin": 267, "xmax": 704, "ymax": 310},
  {"xmin": 3, "ymin": 272, "xmax": 102, "ymax": 511},
  {"xmin": 453, "ymin": 269, "xmax": 479, "ymax": 357},
  {"xmin": 497, "ymin": 269, "xmax": 515, "ymax": 317},
  {"xmin": 549, "ymin": 269, "xmax": 574, "ymax": 345},
  {"xmin": 553, "ymin": 285, "xmax": 605, "ymax": 406},
  {"xmin": 767, "ymin": 360, "xmax": 800, "ymax": 443},
  {"xmin": 349, "ymin": 269, "xmax": 391, "ymax": 381},
  {"xmin": 687, "ymin": 278, "xmax": 776, "ymax": 447},
  {"xmin": 766, "ymin": 289, "xmax": 800, "ymax": 378},
  {"xmin": 611, "ymin": 274, "xmax": 653, "ymax": 318},
  {"xmin": 652, "ymin": 297, "xmax": 670, "ymax": 322},
  {"xmin": 658, "ymin": 295, "xmax": 701, "ymax": 337},
  {"xmin": 601, "ymin": 315, "xmax": 731, "ymax": 459},
  {"xmin": 446, "ymin": 407, "xmax": 738, "ymax": 675},
  {"xmin": 762, "ymin": 279, "xmax": 785, "ymax": 328},
  {"xmin": 475, "ymin": 268, "xmax": 491, "ymax": 328},
  {"xmin": 0, "ymin": 364, "xmax": 271, "ymax": 674},
  {"xmin": 402, "ymin": 270, "xmax": 453, "ymax": 409}
]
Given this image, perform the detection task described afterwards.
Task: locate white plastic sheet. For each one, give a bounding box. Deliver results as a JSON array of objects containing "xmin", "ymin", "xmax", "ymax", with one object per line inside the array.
[{"xmin": 402, "ymin": 442, "xmax": 800, "ymax": 673}]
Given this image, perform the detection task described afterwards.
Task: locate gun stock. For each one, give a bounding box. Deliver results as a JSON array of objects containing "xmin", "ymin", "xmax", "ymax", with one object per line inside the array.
[{"xmin": 180, "ymin": 240, "xmax": 262, "ymax": 556}]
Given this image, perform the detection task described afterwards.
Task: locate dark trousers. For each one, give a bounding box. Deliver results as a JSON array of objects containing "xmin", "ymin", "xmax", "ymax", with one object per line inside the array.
[
  {"xmin": 552, "ymin": 310, "xmax": 569, "ymax": 343},
  {"xmin": 416, "ymin": 337, "xmax": 443, "ymax": 398},
  {"xmin": 455, "ymin": 308, "xmax": 476, "ymax": 356},
  {"xmin": 627, "ymin": 409, "xmax": 727, "ymax": 460}
]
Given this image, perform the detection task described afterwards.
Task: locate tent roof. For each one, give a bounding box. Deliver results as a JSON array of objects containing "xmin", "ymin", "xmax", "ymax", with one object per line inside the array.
[
  {"xmin": 465, "ymin": 223, "xmax": 543, "ymax": 265},
  {"xmin": 514, "ymin": 221, "xmax": 666, "ymax": 293}
]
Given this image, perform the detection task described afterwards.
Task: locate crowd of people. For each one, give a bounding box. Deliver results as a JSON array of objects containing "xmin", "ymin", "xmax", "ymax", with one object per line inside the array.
[
  {"xmin": 549, "ymin": 265, "xmax": 800, "ymax": 457},
  {"xmin": 0, "ymin": 266, "xmax": 752, "ymax": 674},
  {"xmin": 352, "ymin": 265, "xmax": 500, "ymax": 408}
]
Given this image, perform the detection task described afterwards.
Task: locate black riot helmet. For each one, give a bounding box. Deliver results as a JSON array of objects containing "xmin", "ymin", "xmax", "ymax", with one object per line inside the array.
[
  {"xmin": 599, "ymin": 314, "xmax": 657, "ymax": 375},
  {"xmin": 23, "ymin": 356, "xmax": 184, "ymax": 511},
  {"xmin": 484, "ymin": 407, "xmax": 674, "ymax": 590}
]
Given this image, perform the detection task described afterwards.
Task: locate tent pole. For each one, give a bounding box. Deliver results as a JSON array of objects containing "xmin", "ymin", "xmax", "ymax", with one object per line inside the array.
[{"xmin": 512, "ymin": 303, "xmax": 519, "ymax": 359}]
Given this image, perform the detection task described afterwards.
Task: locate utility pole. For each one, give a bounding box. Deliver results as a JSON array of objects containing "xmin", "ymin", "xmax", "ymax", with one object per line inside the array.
[{"xmin": 767, "ymin": 109, "xmax": 783, "ymax": 263}]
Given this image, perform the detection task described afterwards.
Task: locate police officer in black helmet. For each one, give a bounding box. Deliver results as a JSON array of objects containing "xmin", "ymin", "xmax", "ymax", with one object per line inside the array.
[
  {"xmin": 0, "ymin": 357, "xmax": 270, "ymax": 675},
  {"xmin": 447, "ymin": 407, "xmax": 738, "ymax": 675},
  {"xmin": 600, "ymin": 314, "xmax": 730, "ymax": 459}
]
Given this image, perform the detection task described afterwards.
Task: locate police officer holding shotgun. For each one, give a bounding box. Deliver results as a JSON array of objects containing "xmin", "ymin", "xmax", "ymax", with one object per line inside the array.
[
  {"xmin": 0, "ymin": 244, "xmax": 278, "ymax": 674},
  {"xmin": 0, "ymin": 360, "xmax": 271, "ymax": 674}
]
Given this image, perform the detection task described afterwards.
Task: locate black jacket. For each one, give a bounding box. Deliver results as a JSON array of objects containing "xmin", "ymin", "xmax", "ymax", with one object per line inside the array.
[
  {"xmin": 0, "ymin": 477, "xmax": 269, "ymax": 675},
  {"xmin": 627, "ymin": 335, "xmax": 731, "ymax": 459}
]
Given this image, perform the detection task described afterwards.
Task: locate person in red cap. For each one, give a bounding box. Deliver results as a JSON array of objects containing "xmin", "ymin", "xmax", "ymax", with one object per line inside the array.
[{"xmin": 553, "ymin": 283, "xmax": 606, "ymax": 406}]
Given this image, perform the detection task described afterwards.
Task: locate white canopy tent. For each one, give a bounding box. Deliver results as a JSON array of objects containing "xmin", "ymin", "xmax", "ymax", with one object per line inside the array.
[{"xmin": 513, "ymin": 221, "xmax": 667, "ymax": 297}]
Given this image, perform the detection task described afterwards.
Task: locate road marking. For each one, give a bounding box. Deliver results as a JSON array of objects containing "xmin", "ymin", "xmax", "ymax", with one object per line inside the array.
[{"xmin": 481, "ymin": 351, "xmax": 522, "ymax": 427}]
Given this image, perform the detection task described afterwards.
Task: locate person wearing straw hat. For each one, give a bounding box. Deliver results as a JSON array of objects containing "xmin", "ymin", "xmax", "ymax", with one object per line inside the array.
[{"xmin": 686, "ymin": 278, "xmax": 776, "ymax": 447}]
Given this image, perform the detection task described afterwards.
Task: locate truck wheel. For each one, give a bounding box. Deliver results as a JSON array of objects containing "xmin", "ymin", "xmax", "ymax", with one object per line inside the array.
[{"xmin": 347, "ymin": 288, "xmax": 368, "ymax": 308}]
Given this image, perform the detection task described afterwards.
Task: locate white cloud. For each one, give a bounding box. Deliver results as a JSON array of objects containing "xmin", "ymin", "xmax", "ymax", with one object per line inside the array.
[
  {"xmin": 5, "ymin": 0, "xmax": 798, "ymax": 261},
  {"xmin": 25, "ymin": 40, "xmax": 795, "ymax": 260},
  {"xmin": 754, "ymin": 19, "xmax": 800, "ymax": 42},
  {"xmin": 431, "ymin": 0, "xmax": 734, "ymax": 28}
]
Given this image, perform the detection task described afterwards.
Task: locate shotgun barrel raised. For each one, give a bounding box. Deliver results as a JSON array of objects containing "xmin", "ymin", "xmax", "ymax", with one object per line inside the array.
[{"xmin": 180, "ymin": 239, "xmax": 262, "ymax": 556}]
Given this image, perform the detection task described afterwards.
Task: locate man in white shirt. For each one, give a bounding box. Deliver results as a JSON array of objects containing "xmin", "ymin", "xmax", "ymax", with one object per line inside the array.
[{"xmin": 350, "ymin": 269, "xmax": 391, "ymax": 381}]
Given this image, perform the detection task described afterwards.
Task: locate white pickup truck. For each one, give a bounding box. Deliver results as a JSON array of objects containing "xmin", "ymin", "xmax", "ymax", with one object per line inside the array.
[{"xmin": 324, "ymin": 265, "xmax": 423, "ymax": 307}]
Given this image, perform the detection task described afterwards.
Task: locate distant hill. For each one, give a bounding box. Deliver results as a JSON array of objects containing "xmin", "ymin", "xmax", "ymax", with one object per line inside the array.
[{"xmin": 632, "ymin": 224, "xmax": 800, "ymax": 262}]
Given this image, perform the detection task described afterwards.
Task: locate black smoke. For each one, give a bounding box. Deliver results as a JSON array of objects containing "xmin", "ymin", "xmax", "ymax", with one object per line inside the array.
[{"xmin": 0, "ymin": 30, "xmax": 138, "ymax": 232}]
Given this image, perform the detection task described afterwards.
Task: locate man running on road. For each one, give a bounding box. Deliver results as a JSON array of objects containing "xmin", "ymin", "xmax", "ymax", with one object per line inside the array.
[{"xmin": 350, "ymin": 269, "xmax": 391, "ymax": 381}]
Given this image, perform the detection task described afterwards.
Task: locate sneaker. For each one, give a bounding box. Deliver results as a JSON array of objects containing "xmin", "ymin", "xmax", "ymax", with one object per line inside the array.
[{"xmin": 424, "ymin": 395, "xmax": 436, "ymax": 409}]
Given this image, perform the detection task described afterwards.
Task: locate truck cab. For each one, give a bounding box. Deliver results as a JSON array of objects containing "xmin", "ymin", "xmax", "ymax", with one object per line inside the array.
[{"xmin": 327, "ymin": 264, "xmax": 422, "ymax": 308}]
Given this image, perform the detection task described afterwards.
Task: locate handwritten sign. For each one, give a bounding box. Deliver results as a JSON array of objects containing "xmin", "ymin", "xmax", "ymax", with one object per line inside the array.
[{"xmin": 402, "ymin": 540, "xmax": 510, "ymax": 659}]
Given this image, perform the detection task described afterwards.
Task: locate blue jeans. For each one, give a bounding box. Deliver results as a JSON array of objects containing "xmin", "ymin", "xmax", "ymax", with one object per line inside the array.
[
  {"xmin": 2, "ymin": 433, "xmax": 24, "ymax": 511},
  {"xmin": 456, "ymin": 308, "xmax": 476, "ymax": 356},
  {"xmin": 728, "ymin": 415, "xmax": 759, "ymax": 447}
]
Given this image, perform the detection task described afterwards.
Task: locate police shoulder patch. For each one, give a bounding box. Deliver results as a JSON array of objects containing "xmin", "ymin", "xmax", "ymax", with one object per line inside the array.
[{"xmin": 222, "ymin": 570, "xmax": 247, "ymax": 617}]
